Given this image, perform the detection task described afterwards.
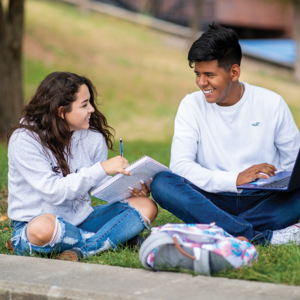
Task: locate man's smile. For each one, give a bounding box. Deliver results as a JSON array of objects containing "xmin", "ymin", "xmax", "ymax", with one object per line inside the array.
[{"xmin": 201, "ymin": 88, "xmax": 215, "ymax": 95}]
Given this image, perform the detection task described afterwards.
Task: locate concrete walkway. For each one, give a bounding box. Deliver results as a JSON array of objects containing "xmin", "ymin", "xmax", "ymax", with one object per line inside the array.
[{"xmin": 1, "ymin": 254, "xmax": 300, "ymax": 299}]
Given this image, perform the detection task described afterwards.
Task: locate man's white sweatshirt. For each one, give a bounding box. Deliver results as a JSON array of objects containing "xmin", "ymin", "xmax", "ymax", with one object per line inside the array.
[{"xmin": 170, "ymin": 82, "xmax": 300, "ymax": 193}]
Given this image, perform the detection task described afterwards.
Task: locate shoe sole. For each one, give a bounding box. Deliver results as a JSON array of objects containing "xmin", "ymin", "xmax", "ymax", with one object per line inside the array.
[{"xmin": 56, "ymin": 250, "xmax": 80, "ymax": 262}]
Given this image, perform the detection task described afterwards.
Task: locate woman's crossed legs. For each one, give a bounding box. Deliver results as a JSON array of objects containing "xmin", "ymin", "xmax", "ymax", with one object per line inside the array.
[{"xmin": 11, "ymin": 197, "xmax": 157, "ymax": 257}]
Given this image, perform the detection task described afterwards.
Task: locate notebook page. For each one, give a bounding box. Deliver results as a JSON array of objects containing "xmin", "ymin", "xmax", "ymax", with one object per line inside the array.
[
  {"xmin": 91, "ymin": 156, "xmax": 148, "ymax": 195},
  {"xmin": 91, "ymin": 156, "xmax": 153, "ymax": 195},
  {"xmin": 91, "ymin": 158, "xmax": 171, "ymax": 202}
]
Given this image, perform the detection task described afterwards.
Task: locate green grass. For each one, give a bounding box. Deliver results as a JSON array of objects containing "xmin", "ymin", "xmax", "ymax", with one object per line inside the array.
[
  {"xmin": 215, "ymin": 244, "xmax": 300, "ymax": 285},
  {"xmin": 23, "ymin": 56, "xmax": 54, "ymax": 103}
]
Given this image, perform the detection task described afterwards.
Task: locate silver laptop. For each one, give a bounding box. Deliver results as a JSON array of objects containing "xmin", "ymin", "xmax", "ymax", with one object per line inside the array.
[{"xmin": 237, "ymin": 150, "xmax": 300, "ymax": 192}]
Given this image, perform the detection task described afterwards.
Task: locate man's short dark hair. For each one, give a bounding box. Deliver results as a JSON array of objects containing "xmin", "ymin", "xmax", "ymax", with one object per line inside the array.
[{"xmin": 188, "ymin": 24, "xmax": 242, "ymax": 71}]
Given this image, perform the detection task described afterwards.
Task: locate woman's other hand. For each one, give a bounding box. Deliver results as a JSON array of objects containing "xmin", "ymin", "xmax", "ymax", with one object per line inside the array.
[
  {"xmin": 101, "ymin": 156, "xmax": 131, "ymax": 175},
  {"xmin": 129, "ymin": 179, "xmax": 152, "ymax": 197}
]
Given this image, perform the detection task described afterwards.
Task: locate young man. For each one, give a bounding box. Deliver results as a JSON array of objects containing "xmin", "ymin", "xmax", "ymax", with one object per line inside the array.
[{"xmin": 151, "ymin": 24, "xmax": 300, "ymax": 245}]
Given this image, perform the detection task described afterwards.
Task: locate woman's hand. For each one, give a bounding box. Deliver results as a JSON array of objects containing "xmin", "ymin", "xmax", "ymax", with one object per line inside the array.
[
  {"xmin": 101, "ymin": 156, "xmax": 131, "ymax": 176},
  {"xmin": 129, "ymin": 179, "xmax": 152, "ymax": 197}
]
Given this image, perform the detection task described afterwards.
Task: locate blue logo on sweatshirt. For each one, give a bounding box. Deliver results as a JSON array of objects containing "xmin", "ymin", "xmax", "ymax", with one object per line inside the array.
[{"xmin": 252, "ymin": 122, "xmax": 260, "ymax": 126}]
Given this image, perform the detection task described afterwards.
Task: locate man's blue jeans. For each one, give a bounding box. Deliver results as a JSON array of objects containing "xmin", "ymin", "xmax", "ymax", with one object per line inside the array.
[
  {"xmin": 151, "ymin": 172, "xmax": 300, "ymax": 245},
  {"xmin": 11, "ymin": 201, "xmax": 147, "ymax": 257}
]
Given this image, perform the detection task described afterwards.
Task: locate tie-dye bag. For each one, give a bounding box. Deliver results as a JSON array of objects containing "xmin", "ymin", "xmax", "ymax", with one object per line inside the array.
[{"xmin": 139, "ymin": 223, "xmax": 258, "ymax": 275}]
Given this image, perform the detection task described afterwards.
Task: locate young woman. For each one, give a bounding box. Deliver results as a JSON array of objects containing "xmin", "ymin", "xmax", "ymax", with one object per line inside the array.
[{"xmin": 7, "ymin": 72, "xmax": 157, "ymax": 261}]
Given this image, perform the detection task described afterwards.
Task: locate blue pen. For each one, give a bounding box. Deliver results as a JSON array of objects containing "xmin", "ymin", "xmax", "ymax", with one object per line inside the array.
[{"xmin": 120, "ymin": 138, "xmax": 123, "ymax": 157}]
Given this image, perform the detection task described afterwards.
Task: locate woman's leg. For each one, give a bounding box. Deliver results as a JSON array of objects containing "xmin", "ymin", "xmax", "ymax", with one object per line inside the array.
[
  {"xmin": 78, "ymin": 197, "xmax": 157, "ymax": 233},
  {"xmin": 126, "ymin": 197, "xmax": 158, "ymax": 226},
  {"xmin": 11, "ymin": 214, "xmax": 85, "ymax": 256},
  {"xmin": 26, "ymin": 213, "xmax": 56, "ymax": 246},
  {"xmin": 12, "ymin": 198, "xmax": 157, "ymax": 257},
  {"xmin": 76, "ymin": 201, "xmax": 150, "ymax": 257}
]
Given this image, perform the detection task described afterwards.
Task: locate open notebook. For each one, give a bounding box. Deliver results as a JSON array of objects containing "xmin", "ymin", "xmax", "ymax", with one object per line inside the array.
[{"xmin": 91, "ymin": 156, "xmax": 171, "ymax": 203}]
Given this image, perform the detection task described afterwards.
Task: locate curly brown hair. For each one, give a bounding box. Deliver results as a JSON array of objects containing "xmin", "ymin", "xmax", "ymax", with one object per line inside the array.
[{"xmin": 7, "ymin": 72, "xmax": 114, "ymax": 176}]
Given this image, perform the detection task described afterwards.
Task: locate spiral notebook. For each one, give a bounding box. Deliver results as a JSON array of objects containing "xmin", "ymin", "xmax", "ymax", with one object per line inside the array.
[{"xmin": 91, "ymin": 156, "xmax": 171, "ymax": 203}]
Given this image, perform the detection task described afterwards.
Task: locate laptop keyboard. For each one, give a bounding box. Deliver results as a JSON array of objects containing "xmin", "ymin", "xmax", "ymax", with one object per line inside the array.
[{"xmin": 260, "ymin": 176, "xmax": 291, "ymax": 188}]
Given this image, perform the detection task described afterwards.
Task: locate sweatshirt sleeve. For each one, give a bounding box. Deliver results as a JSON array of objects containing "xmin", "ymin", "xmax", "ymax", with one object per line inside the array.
[
  {"xmin": 91, "ymin": 133, "xmax": 111, "ymax": 185},
  {"xmin": 274, "ymin": 98, "xmax": 300, "ymax": 171},
  {"xmin": 170, "ymin": 99, "xmax": 239, "ymax": 193},
  {"xmin": 8, "ymin": 131, "xmax": 109, "ymax": 205}
]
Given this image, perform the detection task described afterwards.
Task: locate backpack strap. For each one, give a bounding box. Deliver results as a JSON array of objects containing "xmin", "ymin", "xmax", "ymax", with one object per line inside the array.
[
  {"xmin": 139, "ymin": 232, "xmax": 174, "ymax": 270},
  {"xmin": 173, "ymin": 236, "xmax": 196, "ymax": 260}
]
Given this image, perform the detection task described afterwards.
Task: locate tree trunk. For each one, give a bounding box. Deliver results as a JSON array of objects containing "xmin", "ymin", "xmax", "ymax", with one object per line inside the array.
[
  {"xmin": 0, "ymin": 0, "xmax": 24, "ymax": 141},
  {"xmin": 294, "ymin": 0, "xmax": 300, "ymax": 82}
]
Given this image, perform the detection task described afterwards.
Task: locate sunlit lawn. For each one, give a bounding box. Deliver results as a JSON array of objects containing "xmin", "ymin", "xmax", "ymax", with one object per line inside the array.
[{"xmin": 1, "ymin": 0, "xmax": 300, "ymax": 286}]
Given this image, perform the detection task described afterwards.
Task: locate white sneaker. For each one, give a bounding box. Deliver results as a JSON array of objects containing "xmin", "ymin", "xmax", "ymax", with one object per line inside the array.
[{"xmin": 271, "ymin": 223, "xmax": 300, "ymax": 245}]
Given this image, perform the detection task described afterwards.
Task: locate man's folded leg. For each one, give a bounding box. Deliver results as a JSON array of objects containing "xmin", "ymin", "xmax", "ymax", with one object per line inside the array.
[
  {"xmin": 151, "ymin": 171, "xmax": 272, "ymax": 244},
  {"xmin": 239, "ymin": 188, "xmax": 300, "ymax": 245}
]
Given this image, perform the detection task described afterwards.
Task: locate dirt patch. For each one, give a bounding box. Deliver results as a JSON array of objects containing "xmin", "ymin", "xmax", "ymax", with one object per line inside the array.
[{"xmin": 23, "ymin": 35, "xmax": 55, "ymax": 64}]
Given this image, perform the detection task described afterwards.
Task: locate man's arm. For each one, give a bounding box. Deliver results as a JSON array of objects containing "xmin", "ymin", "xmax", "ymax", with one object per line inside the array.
[
  {"xmin": 235, "ymin": 98, "xmax": 299, "ymax": 185},
  {"xmin": 274, "ymin": 98, "xmax": 300, "ymax": 170}
]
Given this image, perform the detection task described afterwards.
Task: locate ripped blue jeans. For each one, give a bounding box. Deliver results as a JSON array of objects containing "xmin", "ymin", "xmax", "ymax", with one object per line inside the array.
[{"xmin": 11, "ymin": 201, "xmax": 148, "ymax": 258}]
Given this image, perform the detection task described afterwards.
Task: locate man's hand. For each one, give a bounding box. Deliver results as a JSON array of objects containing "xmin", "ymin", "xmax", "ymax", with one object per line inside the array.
[{"xmin": 236, "ymin": 163, "xmax": 277, "ymax": 186}]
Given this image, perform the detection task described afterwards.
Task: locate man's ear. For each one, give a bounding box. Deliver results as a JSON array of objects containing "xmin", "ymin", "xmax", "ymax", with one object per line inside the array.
[
  {"xmin": 230, "ymin": 64, "xmax": 241, "ymax": 82},
  {"xmin": 58, "ymin": 106, "xmax": 65, "ymax": 119}
]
